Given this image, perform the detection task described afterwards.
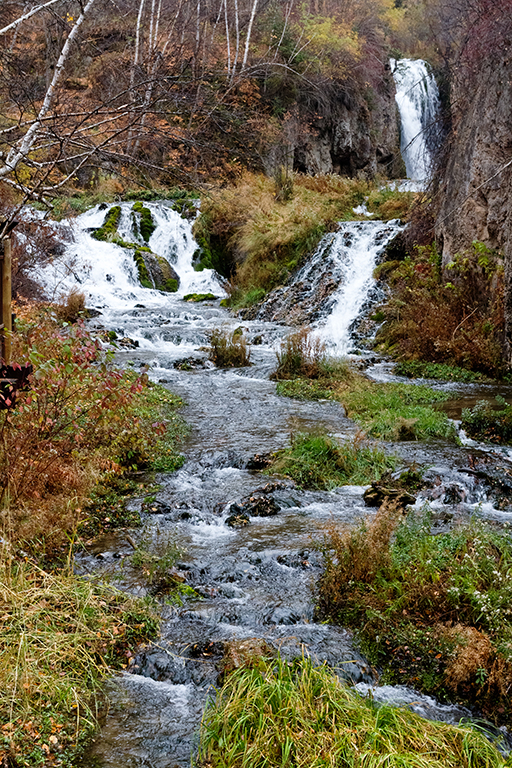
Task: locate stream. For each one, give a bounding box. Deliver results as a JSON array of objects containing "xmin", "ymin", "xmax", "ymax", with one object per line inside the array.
[{"xmin": 35, "ymin": 60, "xmax": 512, "ymax": 767}]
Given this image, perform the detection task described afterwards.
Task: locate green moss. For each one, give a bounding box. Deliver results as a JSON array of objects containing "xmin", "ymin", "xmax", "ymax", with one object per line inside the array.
[
  {"xmin": 92, "ymin": 205, "xmax": 122, "ymax": 241},
  {"xmin": 132, "ymin": 202, "xmax": 156, "ymax": 242},
  {"xmin": 183, "ymin": 293, "xmax": 217, "ymax": 302},
  {"xmin": 165, "ymin": 279, "xmax": 178, "ymax": 292},
  {"xmin": 133, "ymin": 249, "xmax": 152, "ymax": 288}
]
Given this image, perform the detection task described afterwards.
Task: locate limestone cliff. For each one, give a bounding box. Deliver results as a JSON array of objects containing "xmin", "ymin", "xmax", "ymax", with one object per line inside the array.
[{"xmin": 435, "ymin": 52, "xmax": 512, "ymax": 356}]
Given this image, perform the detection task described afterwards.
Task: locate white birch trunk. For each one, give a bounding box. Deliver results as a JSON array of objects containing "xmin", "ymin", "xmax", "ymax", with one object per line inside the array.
[{"xmin": 241, "ymin": 0, "xmax": 258, "ymax": 71}]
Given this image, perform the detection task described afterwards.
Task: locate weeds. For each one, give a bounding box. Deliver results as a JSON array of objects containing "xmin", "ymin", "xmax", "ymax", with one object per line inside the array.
[
  {"xmin": 317, "ymin": 507, "xmax": 512, "ymax": 726},
  {"xmin": 207, "ymin": 327, "xmax": 251, "ymax": 368},
  {"xmin": 272, "ymin": 327, "xmax": 326, "ymax": 379},
  {"xmin": 54, "ymin": 288, "xmax": 86, "ymax": 323},
  {"xmin": 268, "ymin": 432, "xmax": 396, "ymax": 489},
  {"xmin": 461, "ymin": 397, "xmax": 512, "ymax": 444},
  {"xmin": 0, "ymin": 554, "xmax": 158, "ymax": 768},
  {"xmin": 198, "ymin": 656, "xmax": 507, "ymax": 768}
]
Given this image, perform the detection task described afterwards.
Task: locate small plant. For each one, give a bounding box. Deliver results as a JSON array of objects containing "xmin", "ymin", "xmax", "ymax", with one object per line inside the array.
[
  {"xmin": 272, "ymin": 327, "xmax": 326, "ymax": 380},
  {"xmin": 207, "ymin": 327, "xmax": 251, "ymax": 368},
  {"xmin": 268, "ymin": 432, "xmax": 396, "ymax": 489},
  {"xmin": 131, "ymin": 527, "xmax": 182, "ymax": 585},
  {"xmin": 54, "ymin": 287, "xmax": 86, "ymax": 323}
]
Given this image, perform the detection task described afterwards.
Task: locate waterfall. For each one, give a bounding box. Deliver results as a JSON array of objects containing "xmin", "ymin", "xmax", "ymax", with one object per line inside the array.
[
  {"xmin": 391, "ymin": 58, "xmax": 440, "ymax": 183},
  {"xmin": 38, "ymin": 202, "xmax": 225, "ymax": 310}
]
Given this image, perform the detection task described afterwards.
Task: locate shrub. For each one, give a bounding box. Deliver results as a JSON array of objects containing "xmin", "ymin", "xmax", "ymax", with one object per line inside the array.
[
  {"xmin": 54, "ymin": 287, "xmax": 86, "ymax": 322},
  {"xmin": 461, "ymin": 397, "xmax": 512, "ymax": 444},
  {"xmin": 268, "ymin": 432, "xmax": 396, "ymax": 489},
  {"xmin": 272, "ymin": 327, "xmax": 326, "ymax": 380},
  {"xmin": 207, "ymin": 327, "xmax": 251, "ymax": 368},
  {"xmin": 317, "ymin": 508, "xmax": 512, "ymax": 727}
]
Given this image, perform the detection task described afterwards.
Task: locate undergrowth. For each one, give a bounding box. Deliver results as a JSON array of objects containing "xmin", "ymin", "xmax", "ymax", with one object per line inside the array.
[
  {"xmin": 198, "ymin": 656, "xmax": 508, "ymax": 768},
  {"xmin": 394, "ymin": 360, "xmax": 492, "ymax": 383},
  {"xmin": 0, "ymin": 303, "xmax": 186, "ymax": 552},
  {"xmin": 0, "ymin": 554, "xmax": 159, "ymax": 768},
  {"xmin": 374, "ymin": 241, "xmax": 506, "ymax": 378},
  {"xmin": 195, "ymin": 173, "xmax": 416, "ymax": 308},
  {"xmin": 318, "ymin": 506, "xmax": 512, "ymax": 728},
  {"xmin": 461, "ymin": 396, "xmax": 512, "ymax": 444},
  {"xmin": 267, "ymin": 432, "xmax": 396, "ymax": 489}
]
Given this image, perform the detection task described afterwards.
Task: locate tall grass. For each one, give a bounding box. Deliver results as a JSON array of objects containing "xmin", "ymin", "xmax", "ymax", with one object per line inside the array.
[
  {"xmin": 0, "ymin": 554, "xmax": 158, "ymax": 767},
  {"xmin": 207, "ymin": 327, "xmax": 251, "ymax": 367},
  {"xmin": 198, "ymin": 656, "xmax": 506, "ymax": 768},
  {"xmin": 272, "ymin": 327, "xmax": 326, "ymax": 379}
]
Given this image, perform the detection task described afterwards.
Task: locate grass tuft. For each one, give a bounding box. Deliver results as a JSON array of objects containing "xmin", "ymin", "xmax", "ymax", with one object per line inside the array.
[
  {"xmin": 207, "ymin": 327, "xmax": 251, "ymax": 368},
  {"xmin": 268, "ymin": 432, "xmax": 396, "ymax": 489},
  {"xmin": 198, "ymin": 656, "xmax": 507, "ymax": 768}
]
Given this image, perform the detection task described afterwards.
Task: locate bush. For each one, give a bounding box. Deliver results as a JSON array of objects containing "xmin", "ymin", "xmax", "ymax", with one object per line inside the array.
[
  {"xmin": 0, "ymin": 304, "xmax": 185, "ymax": 549},
  {"xmin": 207, "ymin": 327, "xmax": 251, "ymax": 368},
  {"xmin": 272, "ymin": 327, "xmax": 326, "ymax": 380},
  {"xmin": 317, "ymin": 508, "xmax": 512, "ymax": 727}
]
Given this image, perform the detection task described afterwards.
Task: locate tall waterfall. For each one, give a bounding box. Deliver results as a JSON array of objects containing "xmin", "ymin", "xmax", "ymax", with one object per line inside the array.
[{"xmin": 391, "ymin": 58, "xmax": 440, "ymax": 183}]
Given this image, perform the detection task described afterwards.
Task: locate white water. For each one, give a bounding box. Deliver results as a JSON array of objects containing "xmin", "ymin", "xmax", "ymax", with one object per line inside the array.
[
  {"xmin": 391, "ymin": 58, "xmax": 440, "ymax": 182},
  {"xmin": 39, "ymin": 202, "xmax": 225, "ymax": 311}
]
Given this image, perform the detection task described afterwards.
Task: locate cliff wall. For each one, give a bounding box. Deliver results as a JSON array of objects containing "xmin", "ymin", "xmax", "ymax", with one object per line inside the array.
[{"xmin": 435, "ymin": 52, "xmax": 512, "ymax": 357}]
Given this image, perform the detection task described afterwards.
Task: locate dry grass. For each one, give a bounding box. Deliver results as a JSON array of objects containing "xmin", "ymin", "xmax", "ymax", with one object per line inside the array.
[
  {"xmin": 272, "ymin": 327, "xmax": 326, "ymax": 380},
  {"xmin": 207, "ymin": 327, "xmax": 251, "ymax": 367},
  {"xmin": 54, "ymin": 288, "xmax": 86, "ymax": 323},
  {"xmin": 0, "ymin": 552, "xmax": 158, "ymax": 767}
]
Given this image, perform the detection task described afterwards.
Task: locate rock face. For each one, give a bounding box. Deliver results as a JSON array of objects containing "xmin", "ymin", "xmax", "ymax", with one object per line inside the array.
[
  {"xmin": 435, "ymin": 52, "xmax": 512, "ymax": 357},
  {"xmin": 266, "ymin": 65, "xmax": 404, "ymax": 179}
]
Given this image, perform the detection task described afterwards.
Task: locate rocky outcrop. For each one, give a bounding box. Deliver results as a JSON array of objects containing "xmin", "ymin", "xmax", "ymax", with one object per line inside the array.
[
  {"xmin": 435, "ymin": 52, "xmax": 512, "ymax": 358},
  {"xmin": 266, "ymin": 65, "xmax": 404, "ymax": 179}
]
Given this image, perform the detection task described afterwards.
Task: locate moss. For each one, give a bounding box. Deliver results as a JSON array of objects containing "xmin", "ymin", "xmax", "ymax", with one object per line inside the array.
[
  {"xmin": 92, "ymin": 205, "xmax": 122, "ymax": 241},
  {"xmin": 134, "ymin": 249, "xmax": 152, "ymax": 288},
  {"xmin": 183, "ymin": 293, "xmax": 217, "ymax": 302},
  {"xmin": 132, "ymin": 201, "xmax": 156, "ymax": 242}
]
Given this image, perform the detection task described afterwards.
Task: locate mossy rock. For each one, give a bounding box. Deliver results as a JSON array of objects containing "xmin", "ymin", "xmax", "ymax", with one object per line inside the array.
[
  {"xmin": 132, "ymin": 202, "xmax": 156, "ymax": 243},
  {"xmin": 183, "ymin": 293, "xmax": 217, "ymax": 302},
  {"xmin": 133, "ymin": 249, "xmax": 179, "ymax": 292},
  {"xmin": 92, "ymin": 205, "xmax": 122, "ymax": 241}
]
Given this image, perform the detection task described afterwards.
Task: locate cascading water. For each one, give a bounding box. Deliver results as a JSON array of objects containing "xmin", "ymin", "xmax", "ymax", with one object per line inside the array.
[
  {"xmin": 391, "ymin": 58, "xmax": 441, "ymax": 183},
  {"xmin": 36, "ymin": 194, "xmax": 512, "ymax": 766}
]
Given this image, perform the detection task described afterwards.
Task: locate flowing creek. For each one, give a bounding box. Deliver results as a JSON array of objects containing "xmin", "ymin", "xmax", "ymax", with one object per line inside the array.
[
  {"xmin": 37, "ymin": 198, "xmax": 512, "ymax": 767},
  {"xmin": 34, "ymin": 59, "xmax": 511, "ymax": 768}
]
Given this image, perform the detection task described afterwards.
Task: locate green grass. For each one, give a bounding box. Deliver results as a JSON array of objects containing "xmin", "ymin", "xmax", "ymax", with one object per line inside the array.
[
  {"xmin": 207, "ymin": 327, "xmax": 251, "ymax": 368},
  {"xmin": 267, "ymin": 432, "xmax": 396, "ymax": 489},
  {"xmin": 273, "ymin": 355, "xmax": 455, "ymax": 442},
  {"xmin": 461, "ymin": 396, "xmax": 512, "ymax": 444},
  {"xmin": 318, "ymin": 507, "xmax": 512, "ymax": 727},
  {"xmin": 198, "ymin": 656, "xmax": 508, "ymax": 768},
  {"xmin": 394, "ymin": 360, "xmax": 492, "ymax": 383}
]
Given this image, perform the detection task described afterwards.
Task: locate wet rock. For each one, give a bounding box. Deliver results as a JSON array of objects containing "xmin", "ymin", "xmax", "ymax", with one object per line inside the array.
[
  {"xmin": 277, "ymin": 551, "xmax": 312, "ymax": 569},
  {"xmin": 173, "ymin": 356, "xmax": 208, "ymax": 370},
  {"xmin": 225, "ymin": 505, "xmax": 250, "ymax": 527},
  {"xmin": 242, "ymin": 495, "xmax": 281, "ymax": 517},
  {"xmin": 118, "ymin": 336, "xmax": 139, "ymax": 348},
  {"xmin": 443, "ymin": 484, "xmax": 466, "ymax": 505},
  {"xmin": 363, "ymin": 485, "xmax": 416, "ymax": 508},
  {"xmin": 221, "ymin": 638, "xmax": 274, "ymax": 678},
  {"xmin": 245, "ymin": 453, "xmax": 273, "ymax": 470},
  {"xmin": 142, "ymin": 499, "xmax": 172, "ymax": 515}
]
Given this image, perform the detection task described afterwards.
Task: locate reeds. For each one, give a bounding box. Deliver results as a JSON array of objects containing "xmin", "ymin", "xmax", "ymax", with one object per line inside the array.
[{"xmin": 207, "ymin": 327, "xmax": 251, "ymax": 368}]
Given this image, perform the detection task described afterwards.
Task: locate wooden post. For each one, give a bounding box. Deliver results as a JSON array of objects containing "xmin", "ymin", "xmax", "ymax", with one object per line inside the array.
[{"xmin": 1, "ymin": 236, "xmax": 12, "ymax": 365}]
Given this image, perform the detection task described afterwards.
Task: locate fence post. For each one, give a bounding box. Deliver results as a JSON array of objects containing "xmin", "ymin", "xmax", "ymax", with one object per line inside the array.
[{"xmin": 1, "ymin": 236, "xmax": 12, "ymax": 365}]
